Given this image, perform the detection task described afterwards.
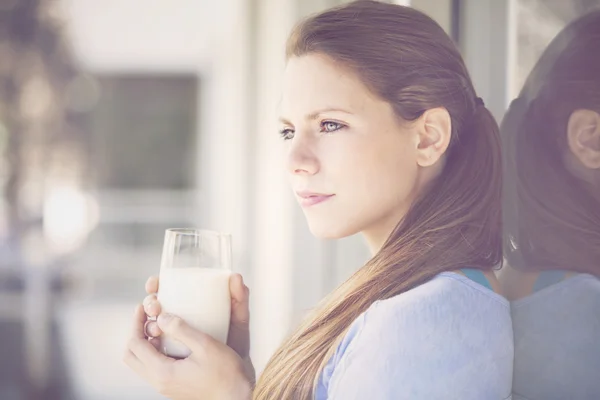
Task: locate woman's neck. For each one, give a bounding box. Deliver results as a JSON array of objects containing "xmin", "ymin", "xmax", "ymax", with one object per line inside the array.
[{"xmin": 362, "ymin": 220, "xmax": 397, "ymax": 255}]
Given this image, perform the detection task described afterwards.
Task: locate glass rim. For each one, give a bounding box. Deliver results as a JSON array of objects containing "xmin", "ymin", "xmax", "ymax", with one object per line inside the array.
[{"xmin": 165, "ymin": 228, "xmax": 231, "ymax": 238}]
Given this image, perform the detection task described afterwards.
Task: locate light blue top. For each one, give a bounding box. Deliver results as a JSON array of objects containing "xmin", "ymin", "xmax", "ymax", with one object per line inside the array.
[
  {"xmin": 315, "ymin": 271, "xmax": 514, "ymax": 400},
  {"xmin": 511, "ymin": 273, "xmax": 600, "ymax": 400}
]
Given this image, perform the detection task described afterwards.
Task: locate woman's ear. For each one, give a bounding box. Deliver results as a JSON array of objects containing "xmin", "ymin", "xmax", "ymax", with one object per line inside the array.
[
  {"xmin": 567, "ymin": 109, "xmax": 600, "ymax": 170},
  {"xmin": 415, "ymin": 107, "xmax": 452, "ymax": 168}
]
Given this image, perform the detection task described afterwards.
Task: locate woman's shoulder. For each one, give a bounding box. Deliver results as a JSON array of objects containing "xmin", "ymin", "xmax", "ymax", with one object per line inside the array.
[
  {"xmin": 321, "ymin": 272, "xmax": 514, "ymax": 399},
  {"xmin": 332, "ymin": 271, "xmax": 513, "ymax": 373},
  {"xmin": 336, "ymin": 271, "xmax": 511, "ymax": 351},
  {"xmin": 371, "ymin": 271, "xmax": 510, "ymax": 318}
]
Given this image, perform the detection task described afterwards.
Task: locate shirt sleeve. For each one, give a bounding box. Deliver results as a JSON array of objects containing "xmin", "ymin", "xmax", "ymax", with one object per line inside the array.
[{"xmin": 326, "ymin": 278, "xmax": 513, "ymax": 400}]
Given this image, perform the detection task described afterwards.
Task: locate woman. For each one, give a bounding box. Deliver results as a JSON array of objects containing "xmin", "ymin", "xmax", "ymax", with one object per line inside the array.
[
  {"xmin": 124, "ymin": 1, "xmax": 513, "ymax": 399},
  {"xmin": 499, "ymin": 10, "xmax": 600, "ymax": 400}
]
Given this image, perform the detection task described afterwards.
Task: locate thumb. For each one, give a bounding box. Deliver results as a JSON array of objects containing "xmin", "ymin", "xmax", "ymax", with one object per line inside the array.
[
  {"xmin": 228, "ymin": 273, "xmax": 250, "ymax": 358},
  {"xmin": 157, "ymin": 314, "xmax": 214, "ymax": 354}
]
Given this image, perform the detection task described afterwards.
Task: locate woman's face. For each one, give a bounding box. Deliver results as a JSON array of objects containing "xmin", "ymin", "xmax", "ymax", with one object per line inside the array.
[{"xmin": 278, "ymin": 54, "xmax": 423, "ymax": 249}]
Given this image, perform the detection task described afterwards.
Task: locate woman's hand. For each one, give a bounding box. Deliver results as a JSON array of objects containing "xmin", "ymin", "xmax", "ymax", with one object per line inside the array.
[
  {"xmin": 124, "ymin": 273, "xmax": 255, "ymax": 399},
  {"xmin": 142, "ymin": 273, "xmax": 255, "ymax": 384},
  {"xmin": 124, "ymin": 305, "xmax": 252, "ymax": 400}
]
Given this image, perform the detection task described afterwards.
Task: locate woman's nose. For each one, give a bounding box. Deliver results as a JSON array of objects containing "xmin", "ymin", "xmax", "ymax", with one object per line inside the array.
[{"xmin": 286, "ymin": 135, "xmax": 320, "ymax": 176}]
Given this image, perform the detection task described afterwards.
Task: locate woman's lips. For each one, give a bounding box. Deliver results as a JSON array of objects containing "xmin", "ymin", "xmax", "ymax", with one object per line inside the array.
[{"xmin": 295, "ymin": 191, "xmax": 335, "ymax": 207}]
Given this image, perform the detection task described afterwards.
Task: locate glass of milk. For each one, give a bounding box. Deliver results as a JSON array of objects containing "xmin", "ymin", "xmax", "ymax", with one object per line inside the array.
[{"xmin": 157, "ymin": 228, "xmax": 232, "ymax": 359}]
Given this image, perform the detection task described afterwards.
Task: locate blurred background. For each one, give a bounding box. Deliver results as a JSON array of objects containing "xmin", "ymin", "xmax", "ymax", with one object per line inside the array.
[{"xmin": 0, "ymin": 0, "xmax": 598, "ymax": 399}]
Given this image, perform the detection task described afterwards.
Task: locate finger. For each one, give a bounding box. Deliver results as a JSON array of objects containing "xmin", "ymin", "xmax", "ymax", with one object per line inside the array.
[
  {"xmin": 145, "ymin": 276, "xmax": 159, "ymax": 294},
  {"xmin": 143, "ymin": 295, "xmax": 161, "ymax": 317},
  {"xmin": 145, "ymin": 320, "xmax": 163, "ymax": 338},
  {"xmin": 128, "ymin": 336, "xmax": 172, "ymax": 368},
  {"xmin": 133, "ymin": 304, "xmax": 147, "ymax": 339},
  {"xmin": 123, "ymin": 349, "xmax": 146, "ymax": 377},
  {"xmin": 228, "ymin": 274, "xmax": 250, "ymax": 357},
  {"xmin": 143, "ymin": 294, "xmax": 156, "ymax": 312},
  {"xmin": 230, "ymin": 274, "xmax": 250, "ymax": 325},
  {"xmin": 157, "ymin": 313, "xmax": 216, "ymax": 356},
  {"xmin": 149, "ymin": 337, "xmax": 162, "ymax": 351},
  {"xmin": 229, "ymin": 273, "xmax": 248, "ymax": 305},
  {"xmin": 130, "ymin": 305, "xmax": 172, "ymax": 366}
]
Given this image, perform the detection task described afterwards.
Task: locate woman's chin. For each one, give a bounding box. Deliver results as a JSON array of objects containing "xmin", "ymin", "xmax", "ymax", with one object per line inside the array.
[{"xmin": 306, "ymin": 220, "xmax": 358, "ymax": 240}]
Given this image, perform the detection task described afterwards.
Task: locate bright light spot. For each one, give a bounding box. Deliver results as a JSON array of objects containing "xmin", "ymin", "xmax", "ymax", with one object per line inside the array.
[{"xmin": 43, "ymin": 186, "xmax": 99, "ymax": 254}]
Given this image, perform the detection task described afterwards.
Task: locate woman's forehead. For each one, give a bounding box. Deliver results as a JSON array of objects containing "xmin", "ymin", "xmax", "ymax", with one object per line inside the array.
[{"xmin": 280, "ymin": 55, "xmax": 382, "ymax": 117}]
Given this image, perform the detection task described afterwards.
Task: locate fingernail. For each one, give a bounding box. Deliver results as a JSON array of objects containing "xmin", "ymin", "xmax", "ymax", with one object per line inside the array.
[{"xmin": 231, "ymin": 273, "xmax": 241, "ymax": 284}]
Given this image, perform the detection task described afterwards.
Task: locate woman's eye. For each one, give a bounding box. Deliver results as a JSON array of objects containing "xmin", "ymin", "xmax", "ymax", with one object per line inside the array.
[
  {"xmin": 321, "ymin": 121, "xmax": 345, "ymax": 133},
  {"xmin": 279, "ymin": 121, "xmax": 344, "ymax": 140},
  {"xmin": 279, "ymin": 128, "xmax": 295, "ymax": 141}
]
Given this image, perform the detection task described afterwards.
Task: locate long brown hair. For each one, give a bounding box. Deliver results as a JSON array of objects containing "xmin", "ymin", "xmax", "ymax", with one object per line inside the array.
[
  {"xmin": 254, "ymin": 1, "xmax": 502, "ymax": 398},
  {"xmin": 501, "ymin": 10, "xmax": 600, "ymax": 275}
]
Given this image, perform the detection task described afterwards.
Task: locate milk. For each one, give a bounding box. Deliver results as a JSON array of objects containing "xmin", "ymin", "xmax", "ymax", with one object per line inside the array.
[{"xmin": 157, "ymin": 267, "xmax": 231, "ymax": 358}]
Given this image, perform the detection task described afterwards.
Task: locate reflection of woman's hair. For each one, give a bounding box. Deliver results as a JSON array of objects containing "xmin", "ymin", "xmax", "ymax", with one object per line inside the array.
[
  {"xmin": 254, "ymin": 1, "xmax": 502, "ymax": 398},
  {"xmin": 502, "ymin": 10, "xmax": 600, "ymax": 274}
]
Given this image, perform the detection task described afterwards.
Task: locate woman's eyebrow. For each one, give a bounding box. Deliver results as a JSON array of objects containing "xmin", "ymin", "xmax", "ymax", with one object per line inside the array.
[{"xmin": 279, "ymin": 107, "xmax": 353, "ymax": 125}]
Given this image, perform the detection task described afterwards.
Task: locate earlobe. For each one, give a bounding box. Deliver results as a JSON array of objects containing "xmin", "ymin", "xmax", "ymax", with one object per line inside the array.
[
  {"xmin": 416, "ymin": 108, "xmax": 452, "ymax": 167},
  {"xmin": 567, "ymin": 110, "xmax": 600, "ymax": 169}
]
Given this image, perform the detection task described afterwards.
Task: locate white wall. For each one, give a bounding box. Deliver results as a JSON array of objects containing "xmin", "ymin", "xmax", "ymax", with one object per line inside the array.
[{"xmin": 61, "ymin": 0, "xmax": 226, "ymax": 72}]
